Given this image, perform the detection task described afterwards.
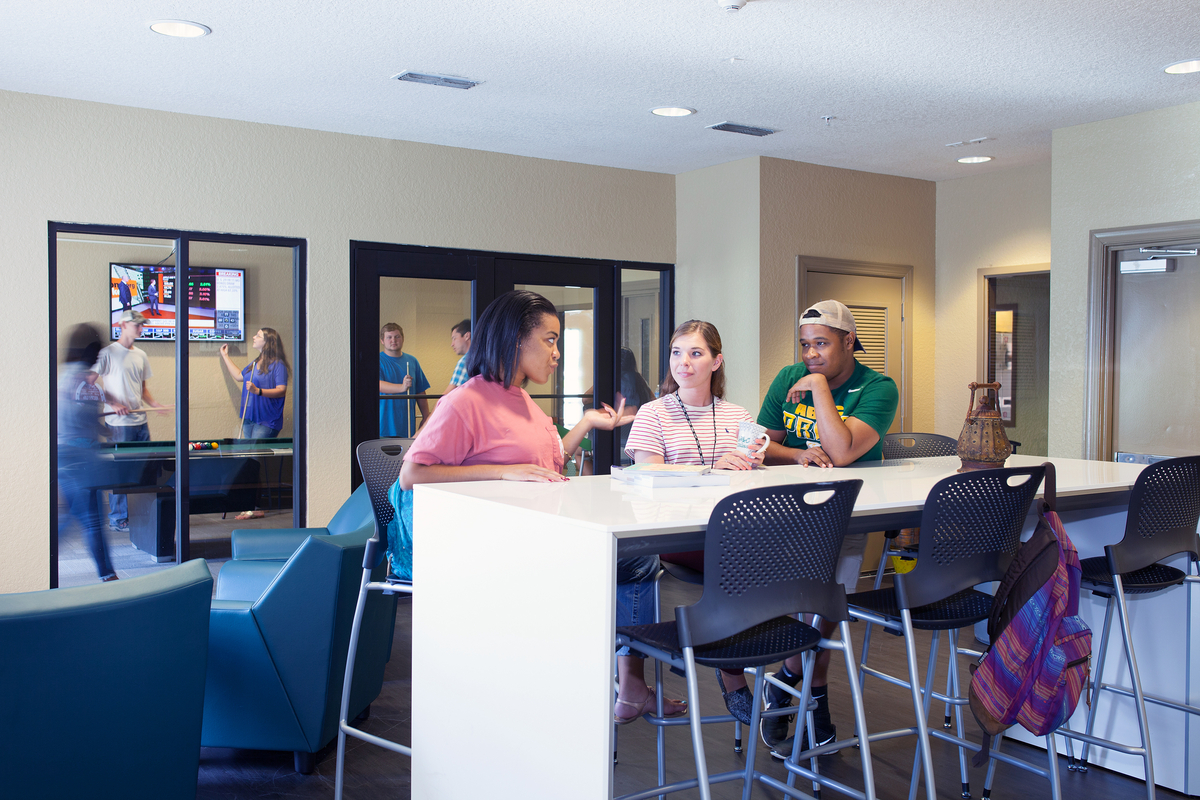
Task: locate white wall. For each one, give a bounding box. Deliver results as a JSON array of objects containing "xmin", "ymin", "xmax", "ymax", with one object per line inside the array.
[
  {"xmin": 935, "ymin": 162, "xmax": 1052, "ymax": 438},
  {"xmin": 4, "ymin": 89, "xmax": 674, "ymax": 593},
  {"xmin": 1050, "ymin": 100, "xmax": 1200, "ymax": 456},
  {"xmin": 675, "ymin": 158, "xmax": 761, "ymax": 413}
]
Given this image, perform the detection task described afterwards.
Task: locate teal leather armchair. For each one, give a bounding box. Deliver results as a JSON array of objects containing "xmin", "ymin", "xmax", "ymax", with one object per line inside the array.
[
  {"xmin": 229, "ymin": 483, "xmax": 374, "ymax": 561},
  {"xmin": 201, "ymin": 526, "xmax": 397, "ymax": 773},
  {"xmin": 0, "ymin": 560, "xmax": 213, "ymax": 800}
]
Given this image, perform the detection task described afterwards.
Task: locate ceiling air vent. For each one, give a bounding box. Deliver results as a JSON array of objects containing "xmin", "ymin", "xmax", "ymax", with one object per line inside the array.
[
  {"xmin": 708, "ymin": 121, "xmax": 775, "ymax": 137},
  {"xmin": 394, "ymin": 72, "xmax": 479, "ymax": 90}
]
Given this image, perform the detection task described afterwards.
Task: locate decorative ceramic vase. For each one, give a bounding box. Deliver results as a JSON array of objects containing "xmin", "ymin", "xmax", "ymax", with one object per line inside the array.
[{"xmin": 956, "ymin": 381, "xmax": 1013, "ymax": 472}]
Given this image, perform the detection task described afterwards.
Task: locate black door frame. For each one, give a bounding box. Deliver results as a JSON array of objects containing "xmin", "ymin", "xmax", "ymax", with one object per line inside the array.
[
  {"xmin": 350, "ymin": 241, "xmax": 672, "ymax": 486},
  {"xmin": 49, "ymin": 222, "xmax": 307, "ymax": 588}
]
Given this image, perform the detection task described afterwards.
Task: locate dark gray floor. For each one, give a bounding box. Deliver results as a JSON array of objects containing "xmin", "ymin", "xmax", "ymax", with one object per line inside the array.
[
  {"xmin": 201, "ymin": 573, "xmax": 1185, "ymax": 800},
  {"xmin": 54, "ymin": 534, "xmax": 1190, "ymax": 799}
]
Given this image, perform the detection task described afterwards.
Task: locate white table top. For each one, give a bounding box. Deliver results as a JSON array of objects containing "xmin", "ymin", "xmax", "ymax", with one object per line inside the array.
[{"xmin": 418, "ymin": 455, "xmax": 1146, "ymax": 542}]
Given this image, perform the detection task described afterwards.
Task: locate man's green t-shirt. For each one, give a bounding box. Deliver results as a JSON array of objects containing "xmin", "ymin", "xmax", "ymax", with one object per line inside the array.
[{"xmin": 756, "ymin": 361, "xmax": 899, "ymax": 462}]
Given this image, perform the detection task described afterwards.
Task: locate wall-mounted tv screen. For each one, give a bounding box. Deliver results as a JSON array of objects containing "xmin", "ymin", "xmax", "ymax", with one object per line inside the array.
[{"xmin": 110, "ymin": 264, "xmax": 245, "ymax": 342}]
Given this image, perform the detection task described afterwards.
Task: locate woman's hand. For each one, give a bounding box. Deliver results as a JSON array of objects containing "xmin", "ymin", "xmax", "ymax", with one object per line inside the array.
[
  {"xmin": 499, "ymin": 464, "xmax": 568, "ymax": 483},
  {"xmin": 580, "ymin": 399, "xmax": 630, "ymax": 432},
  {"xmin": 244, "ymin": 380, "xmax": 258, "ymax": 396},
  {"xmin": 220, "ymin": 344, "xmax": 230, "ymax": 356},
  {"xmin": 714, "ymin": 447, "xmax": 766, "ymax": 471},
  {"xmin": 714, "ymin": 449, "xmax": 753, "ymax": 470},
  {"xmin": 796, "ymin": 445, "xmax": 834, "ymax": 468}
]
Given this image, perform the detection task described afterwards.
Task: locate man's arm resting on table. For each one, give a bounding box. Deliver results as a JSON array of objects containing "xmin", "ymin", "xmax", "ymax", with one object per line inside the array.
[{"xmin": 762, "ymin": 419, "xmax": 879, "ymax": 468}]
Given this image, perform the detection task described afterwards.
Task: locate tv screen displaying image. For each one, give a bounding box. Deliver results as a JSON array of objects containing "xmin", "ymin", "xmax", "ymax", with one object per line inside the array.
[{"xmin": 110, "ymin": 264, "xmax": 245, "ymax": 342}]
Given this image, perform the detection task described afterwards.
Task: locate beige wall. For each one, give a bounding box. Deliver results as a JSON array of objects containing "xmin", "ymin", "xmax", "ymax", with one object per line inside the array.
[
  {"xmin": 759, "ymin": 158, "xmax": 937, "ymax": 431},
  {"xmin": 934, "ymin": 162, "xmax": 1052, "ymax": 438},
  {"xmin": 676, "ymin": 157, "xmax": 936, "ymax": 430},
  {"xmin": 675, "ymin": 158, "xmax": 761, "ymax": 413},
  {"xmin": 5, "ymin": 89, "xmax": 674, "ymax": 593},
  {"xmin": 1050, "ymin": 101, "xmax": 1200, "ymax": 456}
]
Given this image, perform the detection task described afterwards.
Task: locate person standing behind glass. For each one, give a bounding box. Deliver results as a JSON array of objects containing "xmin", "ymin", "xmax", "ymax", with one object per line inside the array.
[
  {"xmin": 441, "ymin": 318, "xmax": 472, "ymax": 397},
  {"xmin": 379, "ymin": 323, "xmax": 431, "ymax": 438},
  {"xmin": 58, "ymin": 323, "xmax": 119, "ymax": 582},
  {"xmin": 98, "ymin": 310, "xmax": 165, "ymax": 534},
  {"xmin": 616, "ymin": 346, "xmax": 656, "ymax": 461},
  {"xmin": 220, "ymin": 327, "xmax": 290, "ymax": 440}
]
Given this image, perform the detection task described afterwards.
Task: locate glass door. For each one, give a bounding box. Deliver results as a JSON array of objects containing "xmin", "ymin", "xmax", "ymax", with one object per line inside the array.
[
  {"xmin": 349, "ymin": 241, "xmax": 672, "ymax": 481},
  {"xmin": 51, "ymin": 224, "xmax": 306, "ymax": 588},
  {"xmin": 497, "ymin": 259, "xmax": 615, "ymax": 473}
]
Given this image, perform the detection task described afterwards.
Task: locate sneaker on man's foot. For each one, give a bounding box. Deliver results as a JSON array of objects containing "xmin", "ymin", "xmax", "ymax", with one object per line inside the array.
[
  {"xmin": 759, "ymin": 671, "xmax": 798, "ymax": 748},
  {"xmin": 109, "ymin": 520, "xmax": 129, "ymax": 533},
  {"xmin": 769, "ymin": 721, "xmax": 837, "ymax": 761}
]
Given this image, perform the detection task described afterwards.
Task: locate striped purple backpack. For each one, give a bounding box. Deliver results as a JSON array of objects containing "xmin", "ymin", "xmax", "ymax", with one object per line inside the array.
[{"xmin": 968, "ymin": 462, "xmax": 1092, "ymax": 763}]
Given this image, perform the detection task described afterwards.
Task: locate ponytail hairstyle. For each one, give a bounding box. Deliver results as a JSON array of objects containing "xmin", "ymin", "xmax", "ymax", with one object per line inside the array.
[{"xmin": 657, "ymin": 320, "xmax": 725, "ymax": 399}]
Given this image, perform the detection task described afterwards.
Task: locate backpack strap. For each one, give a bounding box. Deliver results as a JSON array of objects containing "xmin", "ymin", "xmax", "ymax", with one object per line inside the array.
[{"xmin": 1041, "ymin": 460, "xmax": 1057, "ymax": 512}]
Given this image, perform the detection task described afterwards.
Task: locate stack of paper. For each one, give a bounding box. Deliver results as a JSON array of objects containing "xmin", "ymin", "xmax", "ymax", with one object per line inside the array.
[{"xmin": 611, "ymin": 463, "xmax": 731, "ymax": 488}]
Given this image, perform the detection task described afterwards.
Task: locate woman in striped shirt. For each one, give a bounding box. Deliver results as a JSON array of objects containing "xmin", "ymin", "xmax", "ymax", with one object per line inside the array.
[{"xmin": 615, "ymin": 320, "xmax": 763, "ymax": 725}]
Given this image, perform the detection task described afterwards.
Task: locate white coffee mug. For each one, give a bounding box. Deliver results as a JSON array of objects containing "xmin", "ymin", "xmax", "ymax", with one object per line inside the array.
[{"xmin": 736, "ymin": 421, "xmax": 770, "ymax": 456}]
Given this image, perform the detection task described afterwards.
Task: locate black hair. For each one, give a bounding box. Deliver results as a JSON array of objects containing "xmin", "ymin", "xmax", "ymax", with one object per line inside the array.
[
  {"xmin": 451, "ymin": 318, "xmax": 472, "ymax": 336},
  {"xmin": 64, "ymin": 323, "xmax": 103, "ymax": 367},
  {"xmin": 466, "ymin": 290, "xmax": 557, "ymax": 389}
]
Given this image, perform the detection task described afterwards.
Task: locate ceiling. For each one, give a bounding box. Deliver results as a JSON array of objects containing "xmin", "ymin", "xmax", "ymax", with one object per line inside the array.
[{"xmin": 4, "ymin": 0, "xmax": 1200, "ymax": 181}]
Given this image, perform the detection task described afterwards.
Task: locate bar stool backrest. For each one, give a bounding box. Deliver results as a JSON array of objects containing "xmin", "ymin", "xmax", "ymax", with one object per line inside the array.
[
  {"xmin": 1108, "ymin": 455, "xmax": 1200, "ymax": 575},
  {"xmin": 896, "ymin": 465, "xmax": 1045, "ymax": 610},
  {"xmin": 882, "ymin": 432, "xmax": 958, "ymax": 460},
  {"xmin": 354, "ymin": 440, "xmax": 406, "ymax": 569},
  {"xmin": 675, "ymin": 480, "xmax": 863, "ymax": 650}
]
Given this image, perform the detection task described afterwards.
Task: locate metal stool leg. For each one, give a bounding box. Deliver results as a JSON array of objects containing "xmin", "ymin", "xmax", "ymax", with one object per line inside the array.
[
  {"xmin": 1112, "ymin": 575, "xmax": 1156, "ymax": 800},
  {"xmin": 1080, "ymin": 593, "xmax": 1117, "ymax": 765}
]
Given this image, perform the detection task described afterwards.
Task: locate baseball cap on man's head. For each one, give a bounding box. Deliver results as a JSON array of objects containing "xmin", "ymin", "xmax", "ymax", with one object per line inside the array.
[
  {"xmin": 799, "ymin": 299, "xmax": 866, "ymax": 352},
  {"xmin": 119, "ymin": 310, "xmax": 147, "ymax": 325}
]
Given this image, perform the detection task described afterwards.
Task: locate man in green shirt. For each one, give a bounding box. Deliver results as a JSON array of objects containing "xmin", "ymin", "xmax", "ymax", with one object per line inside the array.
[{"xmin": 754, "ymin": 299, "xmax": 898, "ymax": 757}]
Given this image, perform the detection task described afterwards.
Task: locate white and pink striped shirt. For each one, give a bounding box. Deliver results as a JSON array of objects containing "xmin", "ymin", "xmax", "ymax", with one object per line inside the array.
[{"xmin": 624, "ymin": 394, "xmax": 754, "ymax": 466}]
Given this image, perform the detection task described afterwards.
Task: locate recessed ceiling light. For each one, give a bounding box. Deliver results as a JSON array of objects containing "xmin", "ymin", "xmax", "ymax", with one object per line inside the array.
[
  {"xmin": 651, "ymin": 107, "xmax": 696, "ymax": 117},
  {"xmin": 1164, "ymin": 59, "xmax": 1200, "ymax": 75},
  {"xmin": 958, "ymin": 156, "xmax": 992, "ymax": 164},
  {"xmin": 149, "ymin": 20, "xmax": 211, "ymax": 38}
]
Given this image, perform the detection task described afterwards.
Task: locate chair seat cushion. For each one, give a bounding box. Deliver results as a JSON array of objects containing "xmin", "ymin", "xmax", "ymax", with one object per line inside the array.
[
  {"xmin": 618, "ymin": 615, "xmax": 820, "ymax": 671},
  {"xmin": 1079, "ymin": 556, "xmax": 1186, "ymax": 594},
  {"xmin": 847, "ymin": 587, "xmax": 992, "ymax": 630}
]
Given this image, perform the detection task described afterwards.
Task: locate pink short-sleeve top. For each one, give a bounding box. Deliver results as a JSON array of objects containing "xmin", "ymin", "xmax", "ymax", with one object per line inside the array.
[{"xmin": 405, "ymin": 375, "xmax": 564, "ymax": 472}]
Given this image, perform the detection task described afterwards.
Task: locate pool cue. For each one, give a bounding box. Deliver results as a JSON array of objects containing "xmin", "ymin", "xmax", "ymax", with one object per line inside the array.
[
  {"xmin": 100, "ymin": 404, "xmax": 175, "ymax": 416},
  {"xmin": 239, "ymin": 377, "xmax": 251, "ymax": 437},
  {"xmin": 406, "ymin": 362, "xmax": 413, "ymax": 435}
]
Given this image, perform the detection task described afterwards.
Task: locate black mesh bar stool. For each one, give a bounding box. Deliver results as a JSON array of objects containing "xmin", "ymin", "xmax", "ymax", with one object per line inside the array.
[
  {"xmin": 874, "ymin": 433, "xmax": 958, "ymax": 589},
  {"xmin": 615, "ymin": 480, "xmax": 876, "ymax": 800},
  {"xmin": 847, "ymin": 466, "xmax": 1052, "ymax": 800},
  {"xmin": 334, "ymin": 440, "xmax": 411, "ymax": 800},
  {"xmin": 1056, "ymin": 455, "xmax": 1200, "ymax": 800},
  {"xmin": 869, "ymin": 433, "xmax": 960, "ymax": 728}
]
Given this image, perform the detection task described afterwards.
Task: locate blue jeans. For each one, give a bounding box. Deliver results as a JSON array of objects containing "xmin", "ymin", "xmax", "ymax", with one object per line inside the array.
[
  {"xmin": 107, "ymin": 423, "xmax": 150, "ymax": 526},
  {"xmin": 241, "ymin": 422, "xmax": 280, "ymax": 439},
  {"xmin": 59, "ymin": 445, "xmax": 116, "ymax": 579},
  {"xmin": 616, "ymin": 555, "xmax": 659, "ymax": 657}
]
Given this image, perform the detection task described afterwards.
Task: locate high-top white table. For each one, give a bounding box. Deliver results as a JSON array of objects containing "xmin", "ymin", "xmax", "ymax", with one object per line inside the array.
[{"xmin": 411, "ymin": 455, "xmax": 1197, "ymax": 798}]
